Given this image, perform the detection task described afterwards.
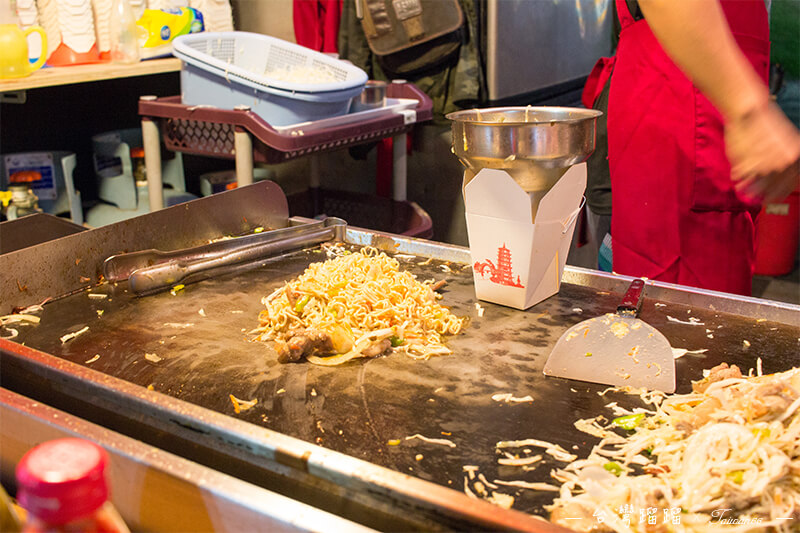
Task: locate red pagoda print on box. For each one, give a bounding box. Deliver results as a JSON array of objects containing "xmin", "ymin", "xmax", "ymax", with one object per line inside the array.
[{"xmin": 473, "ymin": 244, "xmax": 525, "ymax": 288}]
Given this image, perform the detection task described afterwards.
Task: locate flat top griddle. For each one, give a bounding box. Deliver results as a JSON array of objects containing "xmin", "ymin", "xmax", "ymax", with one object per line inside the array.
[{"xmin": 10, "ymin": 242, "xmax": 800, "ymax": 519}]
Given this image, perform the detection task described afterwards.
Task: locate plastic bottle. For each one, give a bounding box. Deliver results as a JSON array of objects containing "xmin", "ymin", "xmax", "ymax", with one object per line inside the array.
[
  {"xmin": 109, "ymin": 0, "xmax": 139, "ymax": 64},
  {"xmin": 130, "ymin": 147, "xmax": 146, "ymax": 185},
  {"xmin": 15, "ymin": 438, "xmax": 130, "ymax": 533}
]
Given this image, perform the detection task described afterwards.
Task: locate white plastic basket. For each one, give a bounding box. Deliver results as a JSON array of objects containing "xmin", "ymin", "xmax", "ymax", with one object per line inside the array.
[{"xmin": 172, "ymin": 32, "xmax": 369, "ymax": 126}]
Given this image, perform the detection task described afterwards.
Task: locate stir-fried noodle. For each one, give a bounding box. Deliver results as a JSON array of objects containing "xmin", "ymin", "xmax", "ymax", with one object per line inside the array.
[{"xmin": 254, "ymin": 247, "xmax": 465, "ymax": 365}]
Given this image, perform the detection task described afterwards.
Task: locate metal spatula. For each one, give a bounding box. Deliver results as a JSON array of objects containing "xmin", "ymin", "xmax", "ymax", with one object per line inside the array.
[{"xmin": 543, "ymin": 279, "xmax": 676, "ymax": 392}]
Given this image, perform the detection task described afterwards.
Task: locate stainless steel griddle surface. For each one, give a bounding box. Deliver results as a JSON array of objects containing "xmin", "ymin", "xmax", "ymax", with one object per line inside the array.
[{"xmin": 11, "ymin": 245, "xmax": 800, "ymax": 517}]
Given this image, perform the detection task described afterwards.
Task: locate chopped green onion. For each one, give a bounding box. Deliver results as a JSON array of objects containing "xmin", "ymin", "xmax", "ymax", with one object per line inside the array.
[
  {"xmin": 603, "ymin": 461, "xmax": 624, "ymax": 476},
  {"xmin": 294, "ymin": 295, "xmax": 310, "ymax": 313},
  {"xmin": 612, "ymin": 413, "xmax": 646, "ymax": 430},
  {"xmin": 389, "ymin": 335, "xmax": 404, "ymax": 347}
]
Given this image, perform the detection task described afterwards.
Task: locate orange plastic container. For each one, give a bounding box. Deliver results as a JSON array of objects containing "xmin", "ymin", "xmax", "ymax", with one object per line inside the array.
[{"xmin": 754, "ymin": 190, "xmax": 800, "ymax": 276}]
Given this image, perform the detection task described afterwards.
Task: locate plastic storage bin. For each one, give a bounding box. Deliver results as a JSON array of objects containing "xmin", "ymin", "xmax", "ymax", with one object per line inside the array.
[
  {"xmin": 172, "ymin": 32, "xmax": 368, "ymax": 126},
  {"xmin": 138, "ymin": 80, "xmax": 432, "ymax": 164}
]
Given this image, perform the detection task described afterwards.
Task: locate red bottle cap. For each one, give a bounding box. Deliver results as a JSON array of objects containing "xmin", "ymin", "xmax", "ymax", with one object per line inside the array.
[{"xmin": 15, "ymin": 439, "xmax": 109, "ymax": 525}]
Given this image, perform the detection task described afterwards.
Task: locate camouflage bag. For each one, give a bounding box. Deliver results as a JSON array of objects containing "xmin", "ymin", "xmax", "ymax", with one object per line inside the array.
[{"xmin": 358, "ymin": 0, "xmax": 464, "ymax": 77}]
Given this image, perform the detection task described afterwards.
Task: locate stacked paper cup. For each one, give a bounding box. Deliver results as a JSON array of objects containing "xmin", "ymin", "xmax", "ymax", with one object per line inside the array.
[
  {"xmin": 91, "ymin": 0, "xmax": 112, "ymax": 58},
  {"xmin": 35, "ymin": 0, "xmax": 62, "ymax": 60},
  {"xmin": 58, "ymin": 0, "xmax": 97, "ymax": 56},
  {"xmin": 39, "ymin": 0, "xmax": 100, "ymax": 65}
]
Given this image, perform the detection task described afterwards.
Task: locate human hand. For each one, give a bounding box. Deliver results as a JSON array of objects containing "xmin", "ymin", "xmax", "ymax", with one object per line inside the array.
[{"xmin": 725, "ymin": 101, "xmax": 800, "ymax": 203}]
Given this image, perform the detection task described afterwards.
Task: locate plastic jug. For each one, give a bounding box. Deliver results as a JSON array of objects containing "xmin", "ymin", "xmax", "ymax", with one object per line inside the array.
[
  {"xmin": 110, "ymin": 0, "xmax": 139, "ymax": 64},
  {"xmin": 0, "ymin": 23, "xmax": 46, "ymax": 78}
]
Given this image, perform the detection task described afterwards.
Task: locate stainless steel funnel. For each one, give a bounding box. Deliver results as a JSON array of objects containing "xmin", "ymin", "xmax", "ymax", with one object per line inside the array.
[{"xmin": 447, "ymin": 106, "xmax": 602, "ymax": 219}]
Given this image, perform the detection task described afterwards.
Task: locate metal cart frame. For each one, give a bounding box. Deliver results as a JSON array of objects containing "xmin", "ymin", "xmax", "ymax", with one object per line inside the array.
[{"xmin": 138, "ymin": 81, "xmax": 433, "ymax": 212}]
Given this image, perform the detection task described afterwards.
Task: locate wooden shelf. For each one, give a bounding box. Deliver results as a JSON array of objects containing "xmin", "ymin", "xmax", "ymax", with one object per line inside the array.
[{"xmin": 0, "ymin": 57, "xmax": 181, "ymax": 92}]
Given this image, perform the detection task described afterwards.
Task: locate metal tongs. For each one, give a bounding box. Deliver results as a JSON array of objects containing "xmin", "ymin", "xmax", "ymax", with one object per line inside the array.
[{"xmin": 103, "ymin": 218, "xmax": 347, "ymax": 295}]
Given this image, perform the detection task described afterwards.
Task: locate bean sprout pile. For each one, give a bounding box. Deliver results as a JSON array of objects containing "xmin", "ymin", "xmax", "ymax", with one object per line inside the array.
[{"xmin": 548, "ymin": 365, "xmax": 800, "ymax": 532}]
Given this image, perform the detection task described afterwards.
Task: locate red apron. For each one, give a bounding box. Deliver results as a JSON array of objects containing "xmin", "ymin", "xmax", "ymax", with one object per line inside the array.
[{"xmin": 607, "ymin": 0, "xmax": 769, "ymax": 295}]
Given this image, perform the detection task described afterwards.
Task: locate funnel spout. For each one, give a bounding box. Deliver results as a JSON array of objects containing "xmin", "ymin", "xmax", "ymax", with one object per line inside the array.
[{"xmin": 448, "ymin": 106, "xmax": 601, "ymax": 195}]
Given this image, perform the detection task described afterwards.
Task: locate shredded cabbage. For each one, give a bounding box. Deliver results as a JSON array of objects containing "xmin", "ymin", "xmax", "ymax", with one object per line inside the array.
[{"xmin": 549, "ymin": 367, "xmax": 800, "ymax": 532}]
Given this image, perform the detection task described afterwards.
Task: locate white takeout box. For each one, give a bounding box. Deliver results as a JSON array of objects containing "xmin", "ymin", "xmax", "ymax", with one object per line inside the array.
[{"xmin": 463, "ymin": 163, "xmax": 586, "ymax": 310}]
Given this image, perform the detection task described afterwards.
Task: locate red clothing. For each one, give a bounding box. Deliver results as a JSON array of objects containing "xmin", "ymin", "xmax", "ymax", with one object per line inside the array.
[
  {"xmin": 607, "ymin": 0, "xmax": 769, "ymax": 295},
  {"xmin": 293, "ymin": 0, "xmax": 342, "ymax": 53}
]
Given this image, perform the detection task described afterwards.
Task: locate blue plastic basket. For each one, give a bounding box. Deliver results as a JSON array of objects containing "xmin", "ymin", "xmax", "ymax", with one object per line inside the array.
[{"xmin": 172, "ymin": 32, "xmax": 368, "ymax": 126}]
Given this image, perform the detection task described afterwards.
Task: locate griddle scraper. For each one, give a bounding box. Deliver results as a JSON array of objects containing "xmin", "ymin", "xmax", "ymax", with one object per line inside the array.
[{"xmin": 543, "ymin": 278, "xmax": 676, "ymax": 392}]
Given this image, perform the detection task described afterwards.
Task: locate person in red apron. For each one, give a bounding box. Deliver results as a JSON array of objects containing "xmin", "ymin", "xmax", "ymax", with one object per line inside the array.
[{"xmin": 594, "ymin": 0, "xmax": 800, "ymax": 295}]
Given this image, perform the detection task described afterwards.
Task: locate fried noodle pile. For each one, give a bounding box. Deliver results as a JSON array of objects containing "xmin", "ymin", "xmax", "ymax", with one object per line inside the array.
[{"xmin": 254, "ymin": 247, "xmax": 465, "ymax": 365}]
